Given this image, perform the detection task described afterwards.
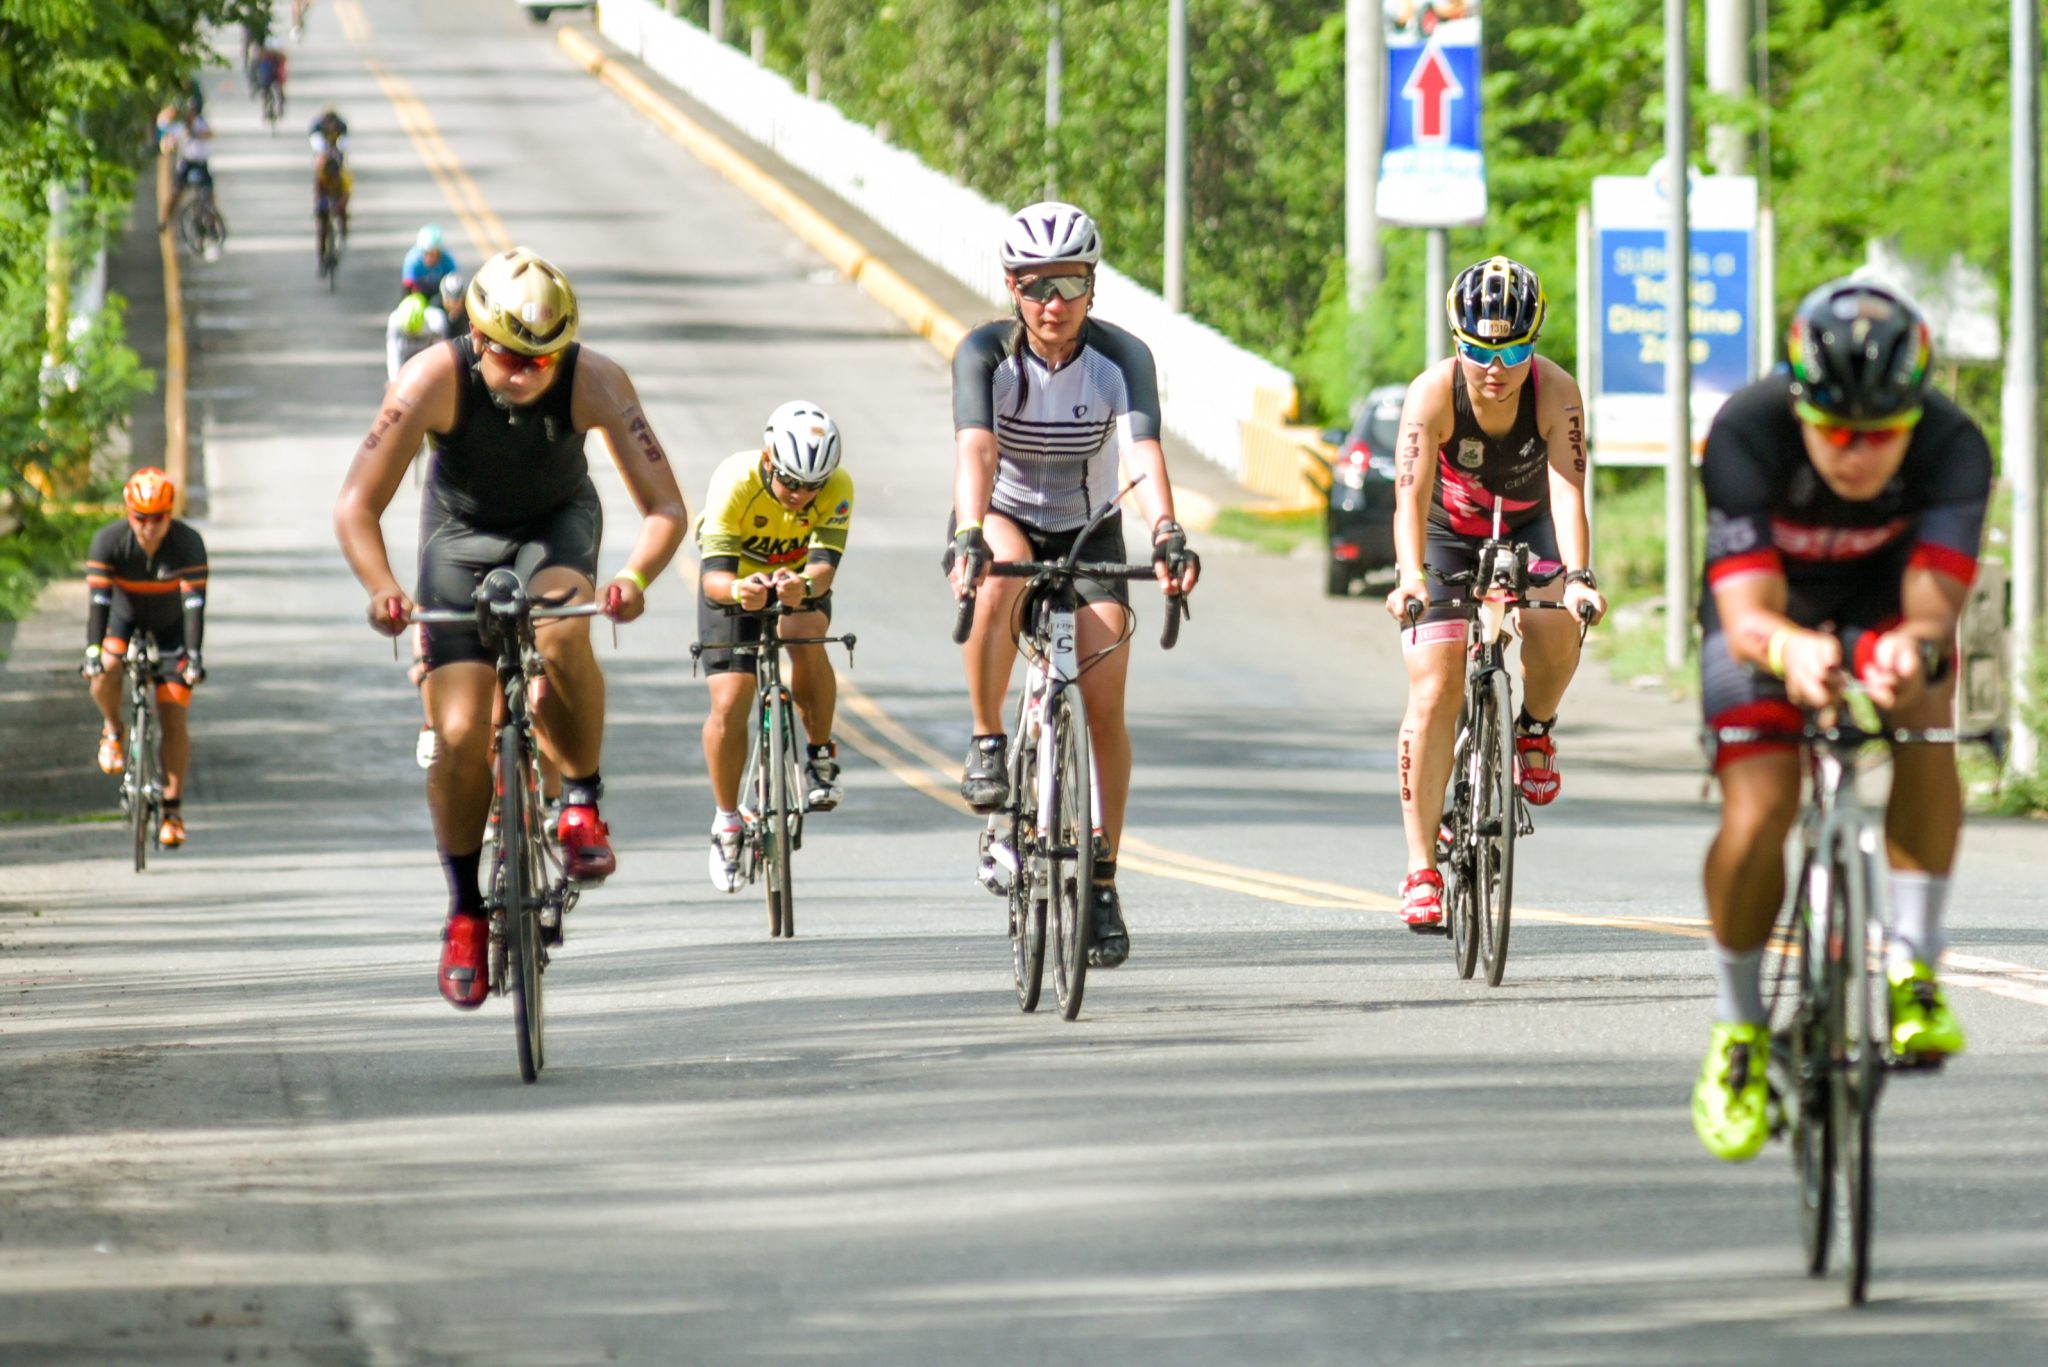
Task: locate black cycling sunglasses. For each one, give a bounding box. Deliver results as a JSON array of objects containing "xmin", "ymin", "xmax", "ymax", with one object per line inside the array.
[
  {"xmin": 771, "ymin": 469, "xmax": 830, "ymax": 495},
  {"xmin": 1015, "ymin": 273, "xmax": 1093, "ymax": 304}
]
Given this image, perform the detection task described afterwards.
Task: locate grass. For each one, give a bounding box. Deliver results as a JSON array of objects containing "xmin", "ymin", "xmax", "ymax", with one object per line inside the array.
[{"xmin": 1208, "ymin": 505, "xmax": 1322, "ymax": 555}]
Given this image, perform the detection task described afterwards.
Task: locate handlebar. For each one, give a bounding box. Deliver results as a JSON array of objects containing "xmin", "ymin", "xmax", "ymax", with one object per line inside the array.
[{"xmin": 952, "ymin": 561, "xmax": 1188, "ymax": 651}]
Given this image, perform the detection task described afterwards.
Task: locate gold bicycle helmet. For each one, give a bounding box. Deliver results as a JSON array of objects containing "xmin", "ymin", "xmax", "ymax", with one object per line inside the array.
[{"xmin": 466, "ymin": 247, "xmax": 579, "ymax": 357}]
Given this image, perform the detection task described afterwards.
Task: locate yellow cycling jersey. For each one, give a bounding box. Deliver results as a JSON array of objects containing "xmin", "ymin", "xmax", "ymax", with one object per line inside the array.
[{"xmin": 693, "ymin": 451, "xmax": 854, "ymax": 579}]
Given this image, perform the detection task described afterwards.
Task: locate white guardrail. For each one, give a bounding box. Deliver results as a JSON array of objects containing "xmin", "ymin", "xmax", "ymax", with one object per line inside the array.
[{"xmin": 597, "ymin": 0, "xmax": 1300, "ymax": 482}]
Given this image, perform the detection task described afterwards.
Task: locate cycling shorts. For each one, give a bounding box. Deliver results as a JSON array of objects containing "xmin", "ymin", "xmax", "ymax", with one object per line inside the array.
[
  {"xmin": 416, "ymin": 479, "xmax": 602, "ymax": 670},
  {"xmin": 941, "ymin": 509, "xmax": 1131, "ymax": 608},
  {"xmin": 102, "ymin": 617, "xmax": 192, "ymax": 707},
  {"xmin": 1404, "ymin": 514, "xmax": 1562, "ymax": 647},
  {"xmin": 696, "ymin": 592, "xmax": 835, "ymax": 677}
]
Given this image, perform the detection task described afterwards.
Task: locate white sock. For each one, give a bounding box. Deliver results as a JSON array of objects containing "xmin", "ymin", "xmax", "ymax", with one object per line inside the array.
[
  {"xmin": 1889, "ymin": 870, "xmax": 1949, "ymax": 968},
  {"xmin": 711, "ymin": 808, "xmax": 739, "ymax": 831},
  {"xmin": 1713, "ymin": 942, "xmax": 1767, "ymax": 1025}
]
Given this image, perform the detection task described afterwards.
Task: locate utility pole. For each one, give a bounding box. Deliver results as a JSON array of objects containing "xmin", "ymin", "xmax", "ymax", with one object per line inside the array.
[
  {"xmin": 1425, "ymin": 230, "xmax": 1448, "ymax": 362},
  {"xmin": 1165, "ymin": 0, "xmax": 1188, "ymax": 311},
  {"xmin": 1704, "ymin": 0, "xmax": 1750, "ymax": 176},
  {"xmin": 2008, "ymin": 0, "xmax": 2043, "ymax": 772},
  {"xmin": 1664, "ymin": 0, "xmax": 1694, "ymax": 673},
  {"xmin": 1045, "ymin": 0, "xmax": 1062, "ymax": 200},
  {"xmin": 1345, "ymin": 0, "xmax": 1384, "ymax": 311}
]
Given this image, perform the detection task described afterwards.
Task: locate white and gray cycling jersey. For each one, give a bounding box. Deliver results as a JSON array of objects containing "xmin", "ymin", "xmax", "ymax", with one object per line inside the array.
[{"xmin": 952, "ymin": 318, "xmax": 1163, "ymax": 533}]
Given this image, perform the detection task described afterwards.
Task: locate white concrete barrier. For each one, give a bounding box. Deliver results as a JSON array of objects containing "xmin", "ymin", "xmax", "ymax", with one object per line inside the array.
[{"xmin": 596, "ymin": 0, "xmax": 1299, "ymax": 480}]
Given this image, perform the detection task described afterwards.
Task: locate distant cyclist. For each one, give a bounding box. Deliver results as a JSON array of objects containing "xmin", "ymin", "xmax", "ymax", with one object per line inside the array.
[
  {"xmin": 82, "ymin": 469, "xmax": 208, "ymax": 848},
  {"xmin": 401, "ymin": 224, "xmax": 458, "ymax": 300},
  {"xmin": 1382, "ymin": 256, "xmax": 1605, "ymax": 930},
  {"xmin": 335, "ymin": 247, "xmax": 689, "ymax": 1009},
  {"xmin": 947, "ymin": 201, "xmax": 1200, "ymax": 970},
  {"xmin": 310, "ymin": 108, "xmax": 350, "ymax": 239},
  {"xmin": 1691, "ymin": 280, "xmax": 1989, "ymax": 1162},
  {"xmin": 158, "ymin": 111, "xmax": 216, "ymax": 233},
  {"xmin": 696, "ymin": 402, "xmax": 854, "ymax": 891}
]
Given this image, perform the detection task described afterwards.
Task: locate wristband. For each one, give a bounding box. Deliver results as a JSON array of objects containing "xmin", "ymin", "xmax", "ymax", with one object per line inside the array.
[
  {"xmin": 955, "ymin": 520, "xmax": 982, "ymax": 535},
  {"xmin": 799, "ymin": 572, "xmax": 817, "ymax": 600},
  {"xmin": 1765, "ymin": 627, "xmax": 1792, "ymax": 680},
  {"xmin": 730, "ymin": 579, "xmax": 746, "ymax": 605},
  {"xmin": 613, "ymin": 566, "xmax": 648, "ymax": 593},
  {"xmin": 1401, "ymin": 566, "xmax": 1427, "ymax": 586}
]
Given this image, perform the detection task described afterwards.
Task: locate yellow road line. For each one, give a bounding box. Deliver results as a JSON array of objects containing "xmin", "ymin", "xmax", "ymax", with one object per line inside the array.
[
  {"xmin": 333, "ymin": 0, "xmax": 370, "ymax": 43},
  {"xmin": 555, "ymin": 26, "xmax": 968, "ymax": 359}
]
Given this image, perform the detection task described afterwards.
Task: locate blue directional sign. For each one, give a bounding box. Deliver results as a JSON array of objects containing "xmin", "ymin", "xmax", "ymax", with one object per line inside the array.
[{"xmin": 1377, "ymin": 15, "xmax": 1487, "ymax": 228}]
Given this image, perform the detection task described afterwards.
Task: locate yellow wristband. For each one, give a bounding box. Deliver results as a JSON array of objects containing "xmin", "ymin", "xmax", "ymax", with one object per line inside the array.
[
  {"xmin": 1765, "ymin": 627, "xmax": 1793, "ymax": 679},
  {"xmin": 1401, "ymin": 566, "xmax": 1427, "ymax": 586},
  {"xmin": 730, "ymin": 579, "xmax": 746, "ymax": 605},
  {"xmin": 613, "ymin": 567, "xmax": 648, "ymax": 593},
  {"xmin": 799, "ymin": 572, "xmax": 817, "ymax": 600},
  {"xmin": 956, "ymin": 520, "xmax": 982, "ymax": 535}
]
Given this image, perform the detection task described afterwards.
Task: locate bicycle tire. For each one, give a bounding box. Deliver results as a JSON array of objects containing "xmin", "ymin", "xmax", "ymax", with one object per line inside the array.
[
  {"xmin": 1049, "ymin": 691, "xmax": 1092, "ymax": 1021},
  {"xmin": 1447, "ymin": 727, "xmax": 1479, "ymax": 980},
  {"xmin": 1832, "ymin": 842, "xmax": 1880, "ymax": 1304},
  {"xmin": 501, "ymin": 729, "xmax": 543, "ymax": 1084},
  {"xmin": 1477, "ymin": 671, "xmax": 1517, "ymax": 986},
  {"xmin": 763, "ymin": 686, "xmax": 794, "ymax": 938},
  {"xmin": 1010, "ymin": 740, "xmax": 1045, "ymax": 1012},
  {"xmin": 128, "ymin": 697, "xmax": 152, "ymax": 873},
  {"xmin": 1785, "ymin": 851, "xmax": 1835, "ymax": 1277}
]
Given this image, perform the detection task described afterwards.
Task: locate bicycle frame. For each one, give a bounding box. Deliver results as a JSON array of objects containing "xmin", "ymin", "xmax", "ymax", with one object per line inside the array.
[{"xmin": 119, "ymin": 631, "xmax": 167, "ymax": 871}]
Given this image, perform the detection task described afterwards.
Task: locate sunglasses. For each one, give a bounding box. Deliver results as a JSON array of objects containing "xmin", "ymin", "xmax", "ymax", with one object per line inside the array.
[
  {"xmin": 129, "ymin": 512, "xmax": 169, "ymax": 526},
  {"xmin": 1456, "ymin": 337, "xmax": 1537, "ymax": 368},
  {"xmin": 1796, "ymin": 402, "xmax": 1922, "ymax": 449},
  {"xmin": 1015, "ymin": 274, "xmax": 1093, "ymax": 304},
  {"xmin": 772, "ymin": 470, "xmax": 830, "ymax": 495},
  {"xmin": 480, "ymin": 338, "xmax": 557, "ymax": 372}
]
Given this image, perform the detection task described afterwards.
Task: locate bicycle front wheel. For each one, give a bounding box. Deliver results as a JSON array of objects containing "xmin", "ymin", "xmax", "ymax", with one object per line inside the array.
[
  {"xmin": 127, "ymin": 702, "xmax": 153, "ymax": 873},
  {"xmin": 1831, "ymin": 840, "xmax": 1882, "ymax": 1304},
  {"xmin": 1009, "ymin": 739, "xmax": 1044, "ymax": 1011},
  {"xmin": 1476, "ymin": 671, "xmax": 1517, "ymax": 986},
  {"xmin": 1783, "ymin": 852, "xmax": 1836, "ymax": 1277},
  {"xmin": 1048, "ymin": 692, "xmax": 1092, "ymax": 1022},
  {"xmin": 1445, "ymin": 726, "xmax": 1479, "ymax": 980},
  {"xmin": 763, "ymin": 686, "xmax": 795, "ymax": 939},
  {"xmin": 500, "ymin": 729, "xmax": 544, "ymax": 1084}
]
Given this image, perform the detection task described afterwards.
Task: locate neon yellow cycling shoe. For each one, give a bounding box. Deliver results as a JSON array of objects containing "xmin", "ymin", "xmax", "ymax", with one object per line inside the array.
[
  {"xmin": 1692, "ymin": 1021, "xmax": 1772, "ymax": 1163},
  {"xmin": 1888, "ymin": 959, "xmax": 1966, "ymax": 1057}
]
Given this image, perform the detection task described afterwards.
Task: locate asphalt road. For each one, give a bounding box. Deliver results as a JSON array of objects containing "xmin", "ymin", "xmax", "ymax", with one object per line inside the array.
[{"xmin": 3, "ymin": 2, "xmax": 2047, "ymax": 1363}]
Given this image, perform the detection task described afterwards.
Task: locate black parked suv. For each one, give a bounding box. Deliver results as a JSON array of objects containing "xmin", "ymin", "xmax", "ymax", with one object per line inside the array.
[{"xmin": 1325, "ymin": 384, "xmax": 1406, "ymax": 596}]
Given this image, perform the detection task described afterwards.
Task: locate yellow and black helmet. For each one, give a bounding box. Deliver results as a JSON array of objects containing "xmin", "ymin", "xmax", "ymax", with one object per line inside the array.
[
  {"xmin": 1446, "ymin": 255, "xmax": 1547, "ymax": 348},
  {"xmin": 466, "ymin": 247, "xmax": 579, "ymax": 358}
]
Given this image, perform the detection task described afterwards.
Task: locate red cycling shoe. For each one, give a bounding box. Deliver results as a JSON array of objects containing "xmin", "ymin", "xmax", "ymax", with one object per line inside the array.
[
  {"xmin": 1400, "ymin": 869, "xmax": 1445, "ymax": 931},
  {"xmin": 439, "ymin": 914, "xmax": 489, "ymax": 1010},
  {"xmin": 1515, "ymin": 726, "xmax": 1560, "ymax": 805},
  {"xmin": 557, "ymin": 804, "xmax": 616, "ymax": 884}
]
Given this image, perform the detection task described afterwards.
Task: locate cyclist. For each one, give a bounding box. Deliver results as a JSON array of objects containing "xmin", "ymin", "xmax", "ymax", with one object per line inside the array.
[
  {"xmin": 437, "ymin": 270, "xmax": 466, "ymax": 331},
  {"xmin": 82, "ymin": 469, "xmax": 208, "ymax": 848},
  {"xmin": 696, "ymin": 402, "xmax": 854, "ymax": 891},
  {"xmin": 402, "ymin": 224, "xmax": 458, "ymax": 300},
  {"xmin": 947, "ymin": 200, "xmax": 1200, "ymax": 970},
  {"xmin": 251, "ymin": 42, "xmax": 287, "ymax": 112},
  {"xmin": 334, "ymin": 247, "xmax": 690, "ymax": 1009},
  {"xmin": 1691, "ymin": 279, "xmax": 1989, "ymax": 1161},
  {"xmin": 159, "ymin": 111, "xmax": 216, "ymax": 233},
  {"xmin": 310, "ymin": 108, "xmax": 350, "ymax": 240},
  {"xmin": 1382, "ymin": 255, "xmax": 1605, "ymax": 930},
  {"xmin": 385, "ymin": 290, "xmax": 443, "ymax": 381}
]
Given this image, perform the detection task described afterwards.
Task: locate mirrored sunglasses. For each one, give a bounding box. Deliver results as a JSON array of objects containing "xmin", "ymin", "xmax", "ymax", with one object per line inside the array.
[
  {"xmin": 1016, "ymin": 274, "xmax": 1093, "ymax": 304},
  {"xmin": 481, "ymin": 339, "xmax": 557, "ymax": 372},
  {"xmin": 1456, "ymin": 337, "xmax": 1537, "ymax": 368}
]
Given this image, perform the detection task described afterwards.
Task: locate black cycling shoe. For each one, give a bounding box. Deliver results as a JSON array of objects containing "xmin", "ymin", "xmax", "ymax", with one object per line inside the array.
[
  {"xmin": 959, "ymin": 734, "xmax": 1008, "ymax": 813},
  {"xmin": 1087, "ymin": 883, "xmax": 1130, "ymax": 969}
]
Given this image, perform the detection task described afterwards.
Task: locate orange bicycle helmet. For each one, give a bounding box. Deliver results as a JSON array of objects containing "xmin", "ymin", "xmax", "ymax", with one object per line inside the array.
[{"xmin": 124, "ymin": 467, "xmax": 177, "ymax": 516}]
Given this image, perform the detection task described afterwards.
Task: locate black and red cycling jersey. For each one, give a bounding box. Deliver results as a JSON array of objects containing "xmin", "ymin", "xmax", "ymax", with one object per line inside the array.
[
  {"xmin": 1430, "ymin": 363, "xmax": 1550, "ymax": 538},
  {"xmin": 1700, "ymin": 373, "xmax": 1990, "ymax": 631}
]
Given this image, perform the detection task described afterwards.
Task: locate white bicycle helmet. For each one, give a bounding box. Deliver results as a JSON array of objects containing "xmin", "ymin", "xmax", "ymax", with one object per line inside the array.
[
  {"xmin": 999, "ymin": 201, "xmax": 1103, "ymax": 271},
  {"xmin": 763, "ymin": 401, "xmax": 842, "ymax": 485}
]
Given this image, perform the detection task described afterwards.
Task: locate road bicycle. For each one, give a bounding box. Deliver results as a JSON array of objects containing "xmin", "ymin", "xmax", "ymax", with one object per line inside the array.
[
  {"xmin": 692, "ymin": 599, "xmax": 856, "ymax": 939},
  {"xmin": 316, "ymin": 202, "xmax": 344, "ymax": 290},
  {"xmin": 412, "ymin": 570, "xmax": 605, "ymax": 1084},
  {"xmin": 1713, "ymin": 690, "xmax": 1999, "ymax": 1304},
  {"xmin": 260, "ymin": 77, "xmax": 285, "ymax": 131},
  {"xmin": 177, "ymin": 185, "xmax": 228, "ymax": 259},
  {"xmin": 954, "ymin": 484, "xmax": 1186, "ymax": 1021},
  {"xmin": 111, "ymin": 630, "xmax": 169, "ymax": 874},
  {"xmin": 1407, "ymin": 508, "xmax": 1588, "ymax": 987}
]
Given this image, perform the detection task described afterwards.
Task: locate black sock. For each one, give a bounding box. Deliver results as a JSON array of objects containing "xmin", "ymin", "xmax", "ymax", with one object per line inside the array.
[
  {"xmin": 1093, "ymin": 857, "xmax": 1117, "ymax": 886},
  {"xmin": 807, "ymin": 741, "xmax": 836, "ymax": 761},
  {"xmin": 1516, "ymin": 708, "xmax": 1555, "ymax": 736},
  {"xmin": 441, "ymin": 849, "xmax": 483, "ymax": 917},
  {"xmin": 163, "ymin": 797, "xmax": 181, "ymax": 813},
  {"xmin": 560, "ymin": 771, "xmax": 602, "ymax": 808}
]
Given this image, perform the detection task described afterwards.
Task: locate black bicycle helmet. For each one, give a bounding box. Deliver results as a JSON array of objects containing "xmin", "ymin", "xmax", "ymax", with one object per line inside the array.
[
  {"xmin": 1447, "ymin": 256, "xmax": 1547, "ymax": 347},
  {"xmin": 1786, "ymin": 279, "xmax": 1931, "ymax": 426}
]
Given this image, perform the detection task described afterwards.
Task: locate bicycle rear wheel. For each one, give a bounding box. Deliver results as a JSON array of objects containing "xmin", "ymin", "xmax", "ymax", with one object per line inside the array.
[
  {"xmin": 1048, "ymin": 692, "xmax": 1092, "ymax": 1021},
  {"xmin": 763, "ymin": 687, "xmax": 795, "ymax": 939},
  {"xmin": 1009, "ymin": 743, "xmax": 1044, "ymax": 1011},
  {"xmin": 1832, "ymin": 842, "xmax": 1881, "ymax": 1304},
  {"xmin": 500, "ymin": 729, "xmax": 544, "ymax": 1084},
  {"xmin": 1476, "ymin": 671, "xmax": 1517, "ymax": 986}
]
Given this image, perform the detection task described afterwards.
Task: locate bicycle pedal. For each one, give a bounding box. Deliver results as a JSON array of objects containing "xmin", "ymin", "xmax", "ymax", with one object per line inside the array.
[
  {"xmin": 1888, "ymin": 1052, "xmax": 1947, "ymax": 1074},
  {"xmin": 977, "ymin": 857, "xmax": 1012, "ymax": 898}
]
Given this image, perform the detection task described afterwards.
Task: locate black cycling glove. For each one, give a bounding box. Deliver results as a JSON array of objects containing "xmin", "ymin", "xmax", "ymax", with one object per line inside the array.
[
  {"xmin": 1151, "ymin": 518, "xmax": 1199, "ymax": 581},
  {"xmin": 953, "ymin": 522, "xmax": 992, "ymax": 585}
]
